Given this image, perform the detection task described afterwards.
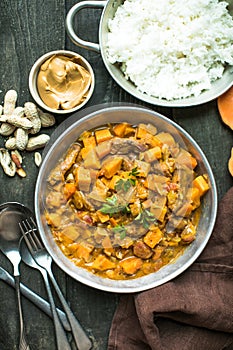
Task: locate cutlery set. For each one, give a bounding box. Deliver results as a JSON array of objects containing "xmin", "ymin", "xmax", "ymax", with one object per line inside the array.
[{"xmin": 0, "ymin": 202, "xmax": 92, "ymax": 350}]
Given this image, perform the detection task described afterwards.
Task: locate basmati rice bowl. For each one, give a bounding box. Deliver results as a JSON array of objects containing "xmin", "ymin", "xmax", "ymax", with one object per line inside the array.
[
  {"xmin": 66, "ymin": 0, "xmax": 233, "ymax": 106},
  {"xmin": 106, "ymin": 0, "xmax": 233, "ymax": 101}
]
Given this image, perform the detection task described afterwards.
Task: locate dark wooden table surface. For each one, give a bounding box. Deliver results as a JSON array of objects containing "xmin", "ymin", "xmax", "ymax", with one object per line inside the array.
[{"xmin": 0, "ymin": 1, "xmax": 232, "ymax": 349}]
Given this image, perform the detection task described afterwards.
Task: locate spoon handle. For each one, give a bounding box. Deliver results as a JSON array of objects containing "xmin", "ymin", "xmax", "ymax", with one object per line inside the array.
[
  {"xmin": 40, "ymin": 269, "xmax": 72, "ymax": 350},
  {"xmin": 15, "ymin": 275, "xmax": 30, "ymax": 350},
  {"xmin": 48, "ymin": 268, "xmax": 92, "ymax": 350}
]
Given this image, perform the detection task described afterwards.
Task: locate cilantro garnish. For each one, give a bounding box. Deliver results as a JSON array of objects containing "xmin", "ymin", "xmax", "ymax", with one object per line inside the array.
[
  {"xmin": 115, "ymin": 178, "xmax": 132, "ymax": 192},
  {"xmin": 112, "ymin": 225, "xmax": 127, "ymax": 240},
  {"xmin": 130, "ymin": 166, "xmax": 140, "ymax": 177},
  {"xmin": 135, "ymin": 209, "xmax": 157, "ymax": 229},
  {"xmin": 99, "ymin": 195, "xmax": 130, "ymax": 216},
  {"xmin": 115, "ymin": 166, "xmax": 140, "ymax": 192}
]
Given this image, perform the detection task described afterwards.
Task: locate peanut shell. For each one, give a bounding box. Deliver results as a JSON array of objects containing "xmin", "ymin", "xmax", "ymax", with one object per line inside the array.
[{"xmin": 26, "ymin": 134, "xmax": 50, "ymax": 151}]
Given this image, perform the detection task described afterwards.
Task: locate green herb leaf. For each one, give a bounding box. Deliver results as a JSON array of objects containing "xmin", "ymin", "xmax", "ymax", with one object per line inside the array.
[
  {"xmin": 135, "ymin": 209, "xmax": 157, "ymax": 229},
  {"xmin": 115, "ymin": 178, "xmax": 132, "ymax": 192},
  {"xmin": 112, "ymin": 225, "xmax": 127, "ymax": 239},
  {"xmin": 129, "ymin": 166, "xmax": 140, "ymax": 177},
  {"xmin": 115, "ymin": 166, "xmax": 139, "ymax": 192},
  {"xmin": 100, "ymin": 195, "xmax": 130, "ymax": 216}
]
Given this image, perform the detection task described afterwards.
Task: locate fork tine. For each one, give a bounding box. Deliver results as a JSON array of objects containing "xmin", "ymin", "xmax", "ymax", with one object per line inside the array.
[
  {"xmin": 27, "ymin": 218, "xmax": 44, "ymax": 250},
  {"xmin": 19, "ymin": 221, "xmax": 34, "ymax": 255},
  {"xmin": 30, "ymin": 217, "xmax": 38, "ymax": 229},
  {"xmin": 19, "ymin": 217, "xmax": 43, "ymax": 253}
]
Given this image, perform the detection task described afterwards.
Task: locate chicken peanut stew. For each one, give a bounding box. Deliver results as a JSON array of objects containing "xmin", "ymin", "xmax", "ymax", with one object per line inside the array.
[{"xmin": 45, "ymin": 122, "xmax": 210, "ymax": 280}]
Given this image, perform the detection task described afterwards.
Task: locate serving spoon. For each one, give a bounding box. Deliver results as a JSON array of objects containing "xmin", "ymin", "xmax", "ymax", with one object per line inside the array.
[{"xmin": 0, "ymin": 202, "xmax": 31, "ymax": 350}]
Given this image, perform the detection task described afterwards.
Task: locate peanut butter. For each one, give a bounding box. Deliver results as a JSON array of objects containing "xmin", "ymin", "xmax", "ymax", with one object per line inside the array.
[{"xmin": 37, "ymin": 54, "xmax": 92, "ymax": 110}]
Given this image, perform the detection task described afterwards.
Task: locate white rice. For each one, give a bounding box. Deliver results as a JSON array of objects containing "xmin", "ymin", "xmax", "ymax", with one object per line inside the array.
[{"xmin": 106, "ymin": 0, "xmax": 233, "ymax": 100}]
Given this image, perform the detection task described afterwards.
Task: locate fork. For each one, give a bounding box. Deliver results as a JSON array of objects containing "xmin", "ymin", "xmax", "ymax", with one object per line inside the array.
[
  {"xmin": 19, "ymin": 218, "xmax": 71, "ymax": 350},
  {"xmin": 19, "ymin": 218, "xmax": 92, "ymax": 350}
]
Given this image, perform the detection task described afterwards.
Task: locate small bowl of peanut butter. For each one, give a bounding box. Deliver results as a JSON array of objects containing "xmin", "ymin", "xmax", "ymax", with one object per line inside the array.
[{"xmin": 29, "ymin": 50, "xmax": 95, "ymax": 114}]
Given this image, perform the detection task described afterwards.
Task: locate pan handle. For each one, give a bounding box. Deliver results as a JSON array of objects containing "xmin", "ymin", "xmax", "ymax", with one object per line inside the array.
[{"xmin": 66, "ymin": 1, "xmax": 106, "ymax": 53}]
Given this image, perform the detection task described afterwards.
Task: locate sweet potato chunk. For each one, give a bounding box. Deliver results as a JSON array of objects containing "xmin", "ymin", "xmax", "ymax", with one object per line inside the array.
[
  {"xmin": 72, "ymin": 242, "xmax": 94, "ymax": 262},
  {"xmin": 189, "ymin": 187, "xmax": 201, "ymax": 208},
  {"xmin": 91, "ymin": 255, "xmax": 115, "ymax": 271},
  {"xmin": 129, "ymin": 199, "xmax": 141, "ymax": 217},
  {"xmin": 109, "ymin": 175, "xmax": 121, "ymax": 190},
  {"xmin": 83, "ymin": 135, "xmax": 96, "ymax": 149},
  {"xmin": 175, "ymin": 202, "xmax": 193, "ymax": 217},
  {"xmin": 80, "ymin": 136, "xmax": 97, "ymax": 159},
  {"xmin": 136, "ymin": 124, "xmax": 161, "ymax": 148},
  {"xmin": 102, "ymin": 157, "xmax": 123, "ymax": 178},
  {"xmin": 192, "ymin": 175, "xmax": 210, "ymax": 196},
  {"xmin": 143, "ymin": 146, "xmax": 162, "ymax": 162},
  {"xmin": 63, "ymin": 183, "xmax": 76, "ymax": 200},
  {"xmin": 136, "ymin": 125, "xmax": 152, "ymax": 139},
  {"xmin": 119, "ymin": 256, "xmax": 143, "ymax": 275},
  {"xmin": 95, "ymin": 128, "xmax": 112, "ymax": 144},
  {"xmin": 113, "ymin": 123, "xmax": 128, "ymax": 137},
  {"xmin": 144, "ymin": 227, "xmax": 163, "ymax": 248}
]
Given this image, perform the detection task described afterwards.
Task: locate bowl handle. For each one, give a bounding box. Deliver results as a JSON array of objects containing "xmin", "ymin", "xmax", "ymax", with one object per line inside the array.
[{"xmin": 66, "ymin": 1, "xmax": 106, "ymax": 53}]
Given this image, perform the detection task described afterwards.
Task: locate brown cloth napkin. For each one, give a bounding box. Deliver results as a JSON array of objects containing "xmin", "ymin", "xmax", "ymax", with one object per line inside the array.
[{"xmin": 108, "ymin": 187, "xmax": 233, "ymax": 350}]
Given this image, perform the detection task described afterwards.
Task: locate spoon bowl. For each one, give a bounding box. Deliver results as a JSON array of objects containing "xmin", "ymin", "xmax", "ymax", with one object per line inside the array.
[{"xmin": 0, "ymin": 203, "xmax": 32, "ymax": 274}]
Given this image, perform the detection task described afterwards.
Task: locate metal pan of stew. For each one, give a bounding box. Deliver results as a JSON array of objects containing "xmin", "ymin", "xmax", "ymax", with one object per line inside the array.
[{"xmin": 35, "ymin": 105, "xmax": 217, "ymax": 293}]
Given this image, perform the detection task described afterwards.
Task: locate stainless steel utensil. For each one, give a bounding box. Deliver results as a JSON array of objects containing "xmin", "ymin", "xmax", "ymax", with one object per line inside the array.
[
  {"xmin": 18, "ymin": 221, "xmax": 72, "ymax": 350},
  {"xmin": 19, "ymin": 217, "xmax": 92, "ymax": 350},
  {"xmin": 0, "ymin": 266, "xmax": 71, "ymax": 331},
  {"xmin": 0, "ymin": 202, "xmax": 31, "ymax": 350}
]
